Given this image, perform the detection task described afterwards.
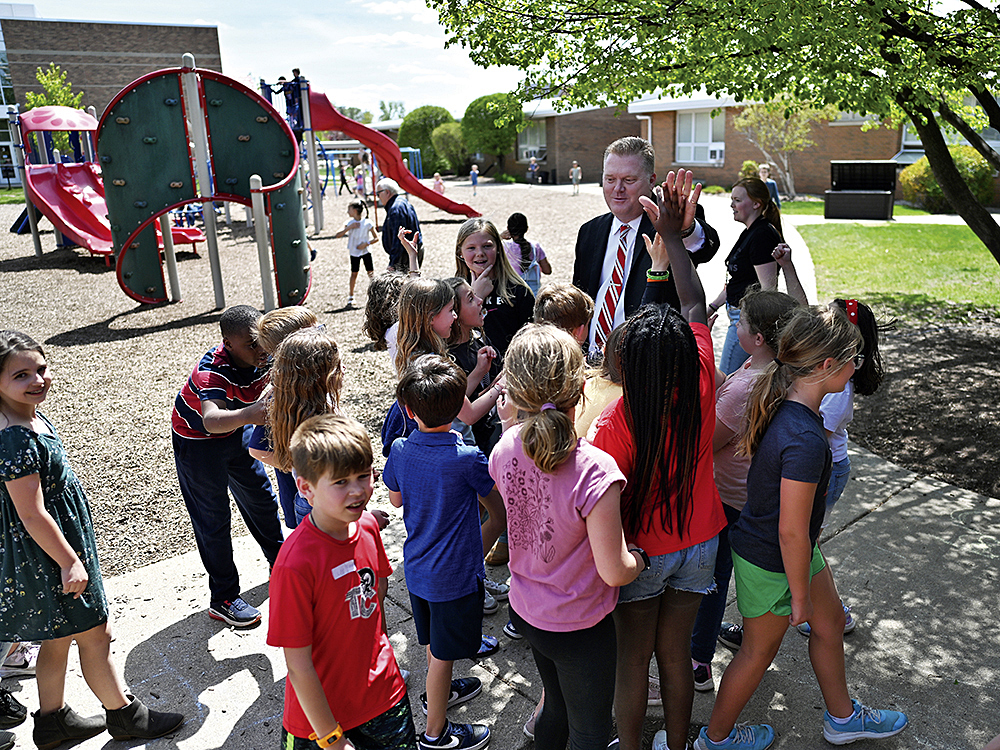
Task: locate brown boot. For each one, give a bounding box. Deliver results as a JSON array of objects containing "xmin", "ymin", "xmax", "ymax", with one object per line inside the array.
[
  {"xmin": 105, "ymin": 695, "xmax": 184, "ymax": 741},
  {"xmin": 32, "ymin": 705, "xmax": 105, "ymax": 750}
]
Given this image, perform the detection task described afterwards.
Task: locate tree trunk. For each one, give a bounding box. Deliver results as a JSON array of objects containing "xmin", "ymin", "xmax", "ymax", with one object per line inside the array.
[{"xmin": 905, "ymin": 103, "xmax": 1000, "ymax": 267}]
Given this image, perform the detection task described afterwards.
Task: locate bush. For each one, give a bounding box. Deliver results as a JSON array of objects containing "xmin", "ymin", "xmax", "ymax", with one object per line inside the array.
[
  {"xmin": 740, "ymin": 160, "xmax": 760, "ymax": 180},
  {"xmin": 431, "ymin": 122, "xmax": 468, "ymax": 174},
  {"xmin": 462, "ymin": 93, "xmax": 523, "ymax": 171},
  {"xmin": 702, "ymin": 185, "xmax": 727, "ymax": 194},
  {"xmin": 495, "ymin": 173, "xmax": 517, "ymax": 184},
  {"xmin": 398, "ymin": 106, "xmax": 455, "ymax": 175},
  {"xmin": 899, "ymin": 145, "xmax": 995, "ymax": 213}
]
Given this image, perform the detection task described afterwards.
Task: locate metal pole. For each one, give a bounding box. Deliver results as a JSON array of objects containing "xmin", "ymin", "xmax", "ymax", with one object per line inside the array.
[
  {"xmin": 300, "ymin": 76, "xmax": 323, "ymax": 232},
  {"xmin": 9, "ymin": 106, "xmax": 42, "ymax": 257},
  {"xmin": 250, "ymin": 174, "xmax": 276, "ymax": 311},
  {"xmin": 160, "ymin": 214, "xmax": 181, "ymax": 302},
  {"xmin": 84, "ymin": 106, "xmax": 97, "ymax": 163},
  {"xmin": 181, "ymin": 53, "xmax": 225, "ymax": 309}
]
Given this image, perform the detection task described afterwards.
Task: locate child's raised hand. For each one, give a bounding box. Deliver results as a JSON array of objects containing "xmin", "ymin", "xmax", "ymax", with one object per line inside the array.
[
  {"xmin": 772, "ymin": 243, "xmax": 792, "ymax": 266},
  {"xmin": 61, "ymin": 558, "xmax": 89, "ymax": 598},
  {"xmin": 641, "ymin": 233, "xmax": 671, "ymax": 273}
]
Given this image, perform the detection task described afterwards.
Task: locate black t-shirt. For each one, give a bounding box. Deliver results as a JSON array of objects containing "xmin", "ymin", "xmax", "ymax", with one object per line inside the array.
[
  {"xmin": 449, "ymin": 331, "xmax": 503, "ymax": 455},
  {"xmin": 725, "ymin": 216, "xmax": 780, "ymax": 306},
  {"xmin": 482, "ymin": 282, "xmax": 534, "ymax": 357},
  {"xmin": 730, "ymin": 400, "xmax": 832, "ymax": 573}
]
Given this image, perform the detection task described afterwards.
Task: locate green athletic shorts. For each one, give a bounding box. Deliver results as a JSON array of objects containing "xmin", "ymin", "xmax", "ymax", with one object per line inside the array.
[{"xmin": 732, "ymin": 544, "xmax": 826, "ymax": 619}]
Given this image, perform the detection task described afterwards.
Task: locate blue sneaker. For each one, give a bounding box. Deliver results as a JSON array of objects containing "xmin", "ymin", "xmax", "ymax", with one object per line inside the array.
[
  {"xmin": 797, "ymin": 603, "xmax": 856, "ymax": 636},
  {"xmin": 208, "ymin": 597, "xmax": 261, "ymax": 627},
  {"xmin": 693, "ymin": 724, "xmax": 775, "ymax": 750},
  {"xmin": 823, "ymin": 700, "xmax": 908, "ymax": 745},
  {"xmin": 420, "ymin": 677, "xmax": 482, "ymax": 715},
  {"xmin": 419, "ymin": 720, "xmax": 490, "ymax": 750}
]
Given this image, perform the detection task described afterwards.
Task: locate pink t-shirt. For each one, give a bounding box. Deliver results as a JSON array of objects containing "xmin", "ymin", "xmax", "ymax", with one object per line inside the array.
[
  {"xmin": 489, "ymin": 426, "xmax": 625, "ymax": 632},
  {"xmin": 713, "ymin": 361, "xmax": 765, "ymax": 511}
]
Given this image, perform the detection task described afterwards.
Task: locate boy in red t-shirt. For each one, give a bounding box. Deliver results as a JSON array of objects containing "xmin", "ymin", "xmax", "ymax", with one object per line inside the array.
[{"xmin": 267, "ymin": 414, "xmax": 415, "ymax": 750}]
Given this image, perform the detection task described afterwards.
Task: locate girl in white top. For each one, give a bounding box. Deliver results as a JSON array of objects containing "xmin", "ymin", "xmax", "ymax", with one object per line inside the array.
[{"xmin": 332, "ymin": 199, "xmax": 378, "ymax": 306}]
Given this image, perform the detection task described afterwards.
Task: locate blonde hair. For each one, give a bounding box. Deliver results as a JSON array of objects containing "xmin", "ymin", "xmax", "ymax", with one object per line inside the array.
[
  {"xmin": 504, "ymin": 324, "xmax": 585, "ymax": 473},
  {"xmin": 454, "ymin": 217, "xmax": 530, "ymax": 305},
  {"xmin": 533, "ymin": 283, "xmax": 594, "ymax": 333},
  {"xmin": 394, "ymin": 278, "xmax": 453, "ymax": 375},
  {"xmin": 291, "ymin": 414, "xmax": 373, "ymax": 485},
  {"xmin": 739, "ymin": 305, "xmax": 862, "ymax": 457},
  {"xmin": 256, "ymin": 306, "xmax": 318, "ymax": 355},
  {"xmin": 268, "ymin": 328, "xmax": 344, "ymax": 472}
]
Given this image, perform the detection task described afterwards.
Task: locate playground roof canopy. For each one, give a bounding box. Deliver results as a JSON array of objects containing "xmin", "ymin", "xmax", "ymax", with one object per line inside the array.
[{"xmin": 19, "ymin": 106, "xmax": 98, "ymax": 135}]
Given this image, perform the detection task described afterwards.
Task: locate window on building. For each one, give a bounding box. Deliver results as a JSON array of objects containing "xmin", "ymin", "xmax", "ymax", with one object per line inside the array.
[
  {"xmin": 518, "ymin": 120, "xmax": 546, "ymax": 162},
  {"xmin": 675, "ymin": 110, "xmax": 725, "ymax": 164}
]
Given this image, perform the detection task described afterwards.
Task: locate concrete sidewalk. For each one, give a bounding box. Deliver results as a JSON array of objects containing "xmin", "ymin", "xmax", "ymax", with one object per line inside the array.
[{"xmin": 2, "ymin": 442, "xmax": 998, "ymax": 750}]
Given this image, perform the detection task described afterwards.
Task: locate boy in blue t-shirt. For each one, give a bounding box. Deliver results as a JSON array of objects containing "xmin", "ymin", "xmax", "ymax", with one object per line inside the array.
[{"xmin": 383, "ymin": 355, "xmax": 496, "ymax": 750}]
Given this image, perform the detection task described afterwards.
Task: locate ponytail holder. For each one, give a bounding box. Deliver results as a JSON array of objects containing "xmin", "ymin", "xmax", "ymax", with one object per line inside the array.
[
  {"xmin": 773, "ymin": 358, "xmax": 784, "ymax": 368},
  {"xmin": 845, "ymin": 299, "xmax": 859, "ymax": 326},
  {"xmin": 540, "ymin": 403, "xmax": 557, "ymax": 411}
]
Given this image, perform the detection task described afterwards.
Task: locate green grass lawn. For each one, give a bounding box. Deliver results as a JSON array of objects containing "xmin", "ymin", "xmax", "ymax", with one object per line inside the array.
[
  {"xmin": 0, "ymin": 187, "xmax": 26, "ymax": 205},
  {"xmin": 780, "ymin": 200, "xmax": 929, "ymax": 217},
  {"xmin": 800, "ymin": 222, "xmax": 1000, "ymax": 321}
]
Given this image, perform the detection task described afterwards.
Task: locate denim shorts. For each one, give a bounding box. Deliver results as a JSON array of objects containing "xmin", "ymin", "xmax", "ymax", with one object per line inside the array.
[{"xmin": 617, "ymin": 536, "xmax": 718, "ymax": 603}]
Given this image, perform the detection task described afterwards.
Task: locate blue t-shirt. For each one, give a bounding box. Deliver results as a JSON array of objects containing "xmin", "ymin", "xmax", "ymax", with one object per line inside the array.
[
  {"xmin": 382, "ymin": 430, "xmax": 494, "ymax": 601},
  {"xmin": 730, "ymin": 400, "xmax": 831, "ymax": 573},
  {"xmin": 249, "ymin": 424, "xmax": 299, "ymax": 528}
]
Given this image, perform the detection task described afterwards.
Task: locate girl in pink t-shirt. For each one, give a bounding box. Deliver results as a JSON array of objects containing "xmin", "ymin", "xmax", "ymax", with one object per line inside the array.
[{"xmin": 490, "ymin": 324, "xmax": 643, "ymax": 750}]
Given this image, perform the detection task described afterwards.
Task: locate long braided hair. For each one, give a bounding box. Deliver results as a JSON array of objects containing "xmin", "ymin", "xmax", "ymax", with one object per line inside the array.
[{"xmin": 618, "ymin": 304, "xmax": 703, "ymax": 539}]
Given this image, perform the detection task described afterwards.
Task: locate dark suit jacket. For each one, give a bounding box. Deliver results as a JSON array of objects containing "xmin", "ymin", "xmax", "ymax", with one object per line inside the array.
[{"xmin": 572, "ymin": 204, "xmax": 719, "ymax": 315}]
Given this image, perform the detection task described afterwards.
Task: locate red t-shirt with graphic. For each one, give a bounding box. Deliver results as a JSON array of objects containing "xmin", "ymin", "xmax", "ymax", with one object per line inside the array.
[{"xmin": 267, "ymin": 512, "xmax": 404, "ymax": 737}]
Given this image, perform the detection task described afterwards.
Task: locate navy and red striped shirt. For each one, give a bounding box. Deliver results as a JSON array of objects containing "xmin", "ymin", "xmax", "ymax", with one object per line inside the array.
[{"xmin": 171, "ymin": 344, "xmax": 269, "ymax": 439}]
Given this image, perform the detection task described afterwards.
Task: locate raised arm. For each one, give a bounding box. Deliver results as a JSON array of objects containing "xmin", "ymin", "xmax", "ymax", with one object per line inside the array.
[
  {"xmin": 772, "ymin": 243, "xmax": 808, "ymax": 305},
  {"xmin": 396, "ymin": 228, "xmax": 421, "ymax": 276},
  {"xmin": 639, "ymin": 170, "xmax": 708, "ymax": 325}
]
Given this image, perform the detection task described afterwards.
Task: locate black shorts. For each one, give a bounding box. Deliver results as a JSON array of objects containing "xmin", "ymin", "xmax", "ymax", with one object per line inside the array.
[
  {"xmin": 351, "ymin": 253, "xmax": 374, "ymax": 273},
  {"xmin": 409, "ymin": 580, "xmax": 484, "ymax": 661}
]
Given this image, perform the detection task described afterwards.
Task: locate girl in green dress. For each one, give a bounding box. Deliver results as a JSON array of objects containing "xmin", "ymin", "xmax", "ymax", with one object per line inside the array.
[{"xmin": 0, "ymin": 330, "xmax": 184, "ymax": 749}]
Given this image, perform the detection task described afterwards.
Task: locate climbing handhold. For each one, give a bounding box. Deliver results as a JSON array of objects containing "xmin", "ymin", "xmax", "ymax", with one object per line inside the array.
[
  {"xmin": 142, "ymin": 137, "xmax": 157, "ymax": 144},
  {"xmin": 112, "ymin": 179, "xmax": 126, "ymax": 186},
  {"xmin": 100, "ymin": 155, "xmax": 112, "ymax": 163},
  {"xmin": 274, "ymin": 203, "xmax": 285, "ymax": 210},
  {"xmin": 164, "ymin": 98, "xmax": 178, "ymax": 106},
  {"xmin": 225, "ymin": 177, "xmax": 239, "ymax": 185},
  {"xmin": 291, "ymin": 239, "xmax": 302, "ymax": 246},
  {"xmin": 238, "ymin": 134, "xmax": 250, "ymax": 142},
  {"xmin": 256, "ymin": 116, "xmax": 269, "ymax": 123},
  {"xmin": 273, "ymin": 172, "xmax": 285, "ymax": 178},
  {"xmin": 279, "ymin": 150, "xmax": 291, "ymax": 157},
  {"xmin": 116, "ymin": 116, "xmax": 130, "ymax": 125},
  {"xmin": 209, "ymin": 99, "xmax": 223, "ymax": 107},
  {"xmin": 169, "ymin": 181, "xmax": 184, "ymax": 188},
  {"xmin": 133, "ymin": 201, "xmax": 148, "ymax": 208}
]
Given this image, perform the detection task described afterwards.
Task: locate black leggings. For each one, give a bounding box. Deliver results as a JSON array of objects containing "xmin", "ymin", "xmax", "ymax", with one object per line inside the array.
[{"xmin": 510, "ymin": 607, "xmax": 617, "ymax": 750}]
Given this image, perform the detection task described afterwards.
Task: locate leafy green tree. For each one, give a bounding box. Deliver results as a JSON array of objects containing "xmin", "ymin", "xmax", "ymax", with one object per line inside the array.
[
  {"xmin": 24, "ymin": 64, "xmax": 84, "ymax": 154},
  {"xmin": 398, "ymin": 105, "xmax": 454, "ymax": 173},
  {"xmin": 733, "ymin": 97, "xmax": 840, "ymax": 200},
  {"xmin": 462, "ymin": 93, "xmax": 524, "ymax": 170},
  {"xmin": 337, "ymin": 106, "xmax": 373, "ymax": 124},
  {"xmin": 432, "ymin": 122, "xmax": 468, "ymax": 173},
  {"xmin": 431, "ymin": 0, "xmax": 1000, "ymax": 265},
  {"xmin": 379, "ymin": 100, "xmax": 406, "ymax": 121}
]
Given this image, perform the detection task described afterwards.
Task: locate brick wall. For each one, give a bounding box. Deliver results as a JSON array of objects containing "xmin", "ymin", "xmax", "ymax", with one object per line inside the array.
[
  {"xmin": 649, "ymin": 108, "xmax": 905, "ymax": 196},
  {"xmin": 3, "ymin": 19, "xmax": 222, "ymax": 117}
]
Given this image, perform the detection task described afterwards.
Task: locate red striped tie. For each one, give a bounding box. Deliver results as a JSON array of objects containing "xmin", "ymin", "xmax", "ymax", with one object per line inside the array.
[{"xmin": 595, "ymin": 223, "xmax": 629, "ymax": 351}]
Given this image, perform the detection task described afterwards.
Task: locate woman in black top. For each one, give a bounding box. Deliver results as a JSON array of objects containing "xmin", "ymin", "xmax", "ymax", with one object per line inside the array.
[{"xmin": 708, "ymin": 178, "xmax": 783, "ymax": 374}]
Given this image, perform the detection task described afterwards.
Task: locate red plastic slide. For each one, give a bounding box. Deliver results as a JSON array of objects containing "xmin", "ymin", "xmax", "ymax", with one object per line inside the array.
[
  {"xmin": 24, "ymin": 162, "xmax": 114, "ymax": 255},
  {"xmin": 308, "ymin": 90, "xmax": 480, "ymax": 218}
]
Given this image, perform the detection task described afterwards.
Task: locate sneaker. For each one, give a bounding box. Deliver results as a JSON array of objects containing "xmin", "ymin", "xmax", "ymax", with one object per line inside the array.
[
  {"xmin": 823, "ymin": 700, "xmax": 908, "ymax": 745},
  {"xmin": 476, "ymin": 634, "xmax": 500, "ymax": 658},
  {"xmin": 797, "ymin": 603, "xmax": 856, "ymax": 637},
  {"xmin": 483, "ymin": 591, "xmax": 498, "ymax": 615},
  {"xmin": 401, "ymin": 668, "xmax": 410, "ymax": 684},
  {"xmin": 502, "ymin": 620, "xmax": 522, "ymax": 640},
  {"xmin": 0, "ymin": 688, "xmax": 26, "ymax": 729},
  {"xmin": 523, "ymin": 712, "xmax": 536, "ymax": 740},
  {"xmin": 694, "ymin": 724, "xmax": 775, "ymax": 750},
  {"xmin": 208, "ymin": 597, "xmax": 261, "ymax": 627},
  {"xmin": 693, "ymin": 661, "xmax": 714, "ymax": 692},
  {"xmin": 420, "ymin": 677, "xmax": 482, "ymax": 715},
  {"xmin": 718, "ymin": 622, "xmax": 743, "ymax": 650},
  {"xmin": 647, "ymin": 675, "xmax": 662, "ymax": 706},
  {"xmin": 0, "ymin": 642, "xmax": 39, "ymax": 677},
  {"xmin": 653, "ymin": 729, "xmax": 669, "ymax": 750},
  {"xmin": 419, "ymin": 719, "xmax": 490, "ymax": 750},
  {"xmin": 483, "ymin": 578, "xmax": 509, "ymax": 601},
  {"xmin": 347, "ymin": 296, "xmax": 355, "ymax": 306}
]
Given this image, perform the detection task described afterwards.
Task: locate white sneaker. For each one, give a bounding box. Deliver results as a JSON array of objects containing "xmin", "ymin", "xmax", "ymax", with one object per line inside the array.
[
  {"xmin": 347, "ymin": 296, "xmax": 356, "ymax": 306},
  {"xmin": 0, "ymin": 642, "xmax": 39, "ymax": 677},
  {"xmin": 653, "ymin": 729, "xmax": 669, "ymax": 750},
  {"xmin": 483, "ymin": 591, "xmax": 498, "ymax": 614},
  {"xmin": 483, "ymin": 578, "xmax": 509, "ymax": 601}
]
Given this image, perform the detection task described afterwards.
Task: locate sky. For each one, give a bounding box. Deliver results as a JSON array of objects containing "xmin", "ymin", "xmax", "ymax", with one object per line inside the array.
[{"xmin": 35, "ymin": 0, "xmax": 525, "ymax": 119}]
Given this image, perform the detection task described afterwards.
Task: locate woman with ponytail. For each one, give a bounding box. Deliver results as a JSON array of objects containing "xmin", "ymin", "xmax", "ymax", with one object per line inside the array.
[
  {"xmin": 489, "ymin": 323, "xmax": 644, "ymax": 750},
  {"xmin": 709, "ymin": 177, "xmax": 784, "ymax": 375}
]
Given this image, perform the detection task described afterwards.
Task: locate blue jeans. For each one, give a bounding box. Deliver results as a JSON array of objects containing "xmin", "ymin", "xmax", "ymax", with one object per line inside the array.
[
  {"xmin": 510, "ymin": 607, "xmax": 617, "ymax": 750},
  {"xmin": 173, "ymin": 427, "xmax": 284, "ymax": 604},
  {"xmin": 690, "ymin": 503, "xmax": 742, "ymax": 664},
  {"xmin": 823, "ymin": 456, "xmax": 852, "ymax": 524},
  {"xmin": 720, "ymin": 304, "xmax": 750, "ymax": 375}
]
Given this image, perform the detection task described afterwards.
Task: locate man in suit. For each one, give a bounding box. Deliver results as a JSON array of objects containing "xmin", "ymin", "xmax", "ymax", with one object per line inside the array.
[{"xmin": 573, "ymin": 136, "xmax": 720, "ymax": 358}]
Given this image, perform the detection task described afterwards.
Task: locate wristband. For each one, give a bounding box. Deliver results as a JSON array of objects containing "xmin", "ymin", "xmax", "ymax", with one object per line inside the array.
[
  {"xmin": 646, "ymin": 269, "xmax": 670, "ymax": 281},
  {"xmin": 310, "ymin": 725, "xmax": 343, "ymax": 748},
  {"xmin": 708, "ymin": 303, "xmax": 719, "ymax": 312},
  {"xmin": 679, "ymin": 222, "xmax": 696, "ymax": 239},
  {"xmin": 630, "ymin": 546, "xmax": 651, "ymax": 572}
]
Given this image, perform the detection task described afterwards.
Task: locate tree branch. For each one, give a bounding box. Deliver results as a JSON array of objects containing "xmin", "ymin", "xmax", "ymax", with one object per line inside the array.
[
  {"xmin": 970, "ymin": 85, "xmax": 1000, "ymax": 133},
  {"xmin": 937, "ymin": 98, "xmax": 1000, "ymax": 172}
]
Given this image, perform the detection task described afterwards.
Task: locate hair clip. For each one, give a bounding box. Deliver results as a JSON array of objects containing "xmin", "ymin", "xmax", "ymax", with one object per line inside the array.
[
  {"xmin": 540, "ymin": 403, "xmax": 557, "ymax": 411},
  {"xmin": 845, "ymin": 299, "xmax": 859, "ymax": 325}
]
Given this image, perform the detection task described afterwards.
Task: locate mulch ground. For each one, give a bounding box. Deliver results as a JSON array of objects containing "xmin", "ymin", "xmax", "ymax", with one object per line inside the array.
[{"xmin": 1, "ymin": 180, "xmax": 997, "ymax": 578}]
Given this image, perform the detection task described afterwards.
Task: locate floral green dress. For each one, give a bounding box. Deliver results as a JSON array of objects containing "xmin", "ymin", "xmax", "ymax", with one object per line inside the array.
[{"xmin": 0, "ymin": 413, "xmax": 107, "ymax": 640}]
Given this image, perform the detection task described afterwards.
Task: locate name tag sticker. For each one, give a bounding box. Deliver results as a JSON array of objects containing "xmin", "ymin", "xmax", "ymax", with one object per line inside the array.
[{"xmin": 331, "ymin": 561, "xmax": 356, "ymax": 579}]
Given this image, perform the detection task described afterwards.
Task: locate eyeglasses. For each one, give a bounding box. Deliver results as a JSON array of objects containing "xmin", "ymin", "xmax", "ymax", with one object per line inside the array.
[{"xmin": 852, "ymin": 353, "xmax": 865, "ymax": 368}]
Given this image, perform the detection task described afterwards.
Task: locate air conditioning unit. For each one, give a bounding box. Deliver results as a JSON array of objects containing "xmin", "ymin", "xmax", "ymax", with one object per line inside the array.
[{"xmin": 709, "ymin": 148, "xmax": 725, "ymax": 164}]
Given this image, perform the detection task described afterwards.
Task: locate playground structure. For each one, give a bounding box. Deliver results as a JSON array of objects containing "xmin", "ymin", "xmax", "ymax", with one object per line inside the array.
[
  {"xmin": 8, "ymin": 105, "xmax": 205, "ymax": 266},
  {"xmin": 97, "ymin": 54, "xmax": 310, "ymax": 309},
  {"xmin": 260, "ymin": 73, "xmax": 480, "ymax": 231}
]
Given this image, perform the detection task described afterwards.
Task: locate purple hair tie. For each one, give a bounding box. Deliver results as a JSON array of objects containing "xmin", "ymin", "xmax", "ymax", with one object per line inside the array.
[{"xmin": 540, "ymin": 403, "xmax": 557, "ymax": 411}]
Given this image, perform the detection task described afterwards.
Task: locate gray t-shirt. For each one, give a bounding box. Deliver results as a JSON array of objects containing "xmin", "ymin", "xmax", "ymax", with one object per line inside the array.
[{"xmin": 730, "ymin": 400, "xmax": 831, "ymax": 573}]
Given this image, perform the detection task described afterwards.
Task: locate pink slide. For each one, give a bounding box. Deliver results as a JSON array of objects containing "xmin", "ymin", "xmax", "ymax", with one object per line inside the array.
[
  {"xmin": 308, "ymin": 89, "xmax": 480, "ymax": 218},
  {"xmin": 25, "ymin": 162, "xmax": 114, "ymax": 255}
]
